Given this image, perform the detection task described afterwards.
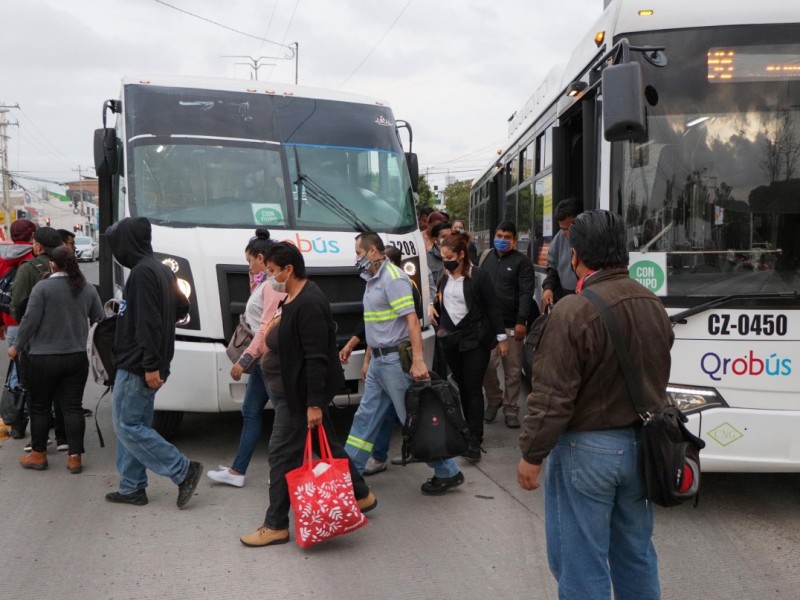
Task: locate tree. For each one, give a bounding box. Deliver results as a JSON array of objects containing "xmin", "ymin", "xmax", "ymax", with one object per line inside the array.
[
  {"xmin": 416, "ymin": 175, "xmax": 437, "ymax": 210},
  {"xmin": 443, "ymin": 179, "xmax": 472, "ymax": 221}
]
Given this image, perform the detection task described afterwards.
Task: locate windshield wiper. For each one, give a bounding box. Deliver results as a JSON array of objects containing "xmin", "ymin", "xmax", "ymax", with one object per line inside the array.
[
  {"xmin": 669, "ymin": 291, "xmax": 798, "ymax": 324},
  {"xmin": 294, "ymin": 172, "xmax": 369, "ymax": 233}
]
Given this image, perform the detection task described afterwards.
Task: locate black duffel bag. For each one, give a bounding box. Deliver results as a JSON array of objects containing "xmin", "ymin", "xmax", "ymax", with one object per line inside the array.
[{"xmin": 0, "ymin": 361, "xmax": 26, "ymax": 426}]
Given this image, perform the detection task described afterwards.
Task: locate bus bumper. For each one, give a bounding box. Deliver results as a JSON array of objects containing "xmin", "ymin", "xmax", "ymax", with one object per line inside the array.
[{"xmin": 685, "ymin": 407, "xmax": 800, "ymax": 472}]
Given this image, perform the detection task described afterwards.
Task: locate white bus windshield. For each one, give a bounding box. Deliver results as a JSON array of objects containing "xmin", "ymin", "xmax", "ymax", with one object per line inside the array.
[
  {"xmin": 124, "ymin": 85, "xmax": 417, "ymax": 231},
  {"xmin": 613, "ymin": 25, "xmax": 800, "ymax": 298}
]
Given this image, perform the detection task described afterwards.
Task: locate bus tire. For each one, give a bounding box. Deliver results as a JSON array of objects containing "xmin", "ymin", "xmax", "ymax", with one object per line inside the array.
[{"xmin": 152, "ymin": 410, "xmax": 184, "ymax": 440}]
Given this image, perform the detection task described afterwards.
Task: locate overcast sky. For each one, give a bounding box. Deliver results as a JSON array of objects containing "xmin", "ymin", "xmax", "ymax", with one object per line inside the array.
[{"xmin": 1, "ymin": 0, "xmax": 602, "ymax": 194}]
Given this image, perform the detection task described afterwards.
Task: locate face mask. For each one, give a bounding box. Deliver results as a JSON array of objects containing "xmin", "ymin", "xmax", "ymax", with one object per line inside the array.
[
  {"xmin": 443, "ymin": 260, "xmax": 459, "ymax": 273},
  {"xmin": 266, "ymin": 270, "xmax": 287, "ymax": 293},
  {"xmin": 494, "ymin": 239, "xmax": 511, "ymax": 253},
  {"xmin": 355, "ymin": 254, "xmax": 371, "ymax": 273}
]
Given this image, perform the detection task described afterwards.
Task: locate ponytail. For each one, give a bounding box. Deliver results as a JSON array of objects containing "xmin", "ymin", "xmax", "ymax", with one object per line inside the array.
[{"xmin": 50, "ymin": 245, "xmax": 86, "ymax": 296}]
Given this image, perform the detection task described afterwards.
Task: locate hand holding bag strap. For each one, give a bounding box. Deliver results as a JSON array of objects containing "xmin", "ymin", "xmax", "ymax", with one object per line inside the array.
[
  {"xmin": 316, "ymin": 424, "xmax": 334, "ymax": 461},
  {"xmin": 303, "ymin": 429, "xmax": 314, "ymax": 473},
  {"xmin": 581, "ymin": 288, "xmax": 649, "ymax": 417}
]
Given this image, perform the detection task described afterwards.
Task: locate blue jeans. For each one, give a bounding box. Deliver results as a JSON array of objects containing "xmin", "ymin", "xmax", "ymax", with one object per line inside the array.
[
  {"xmin": 6, "ymin": 325, "xmax": 20, "ymax": 389},
  {"xmin": 231, "ymin": 368, "xmax": 270, "ymax": 474},
  {"xmin": 112, "ymin": 369, "xmax": 190, "ymax": 494},
  {"xmin": 345, "ymin": 352, "xmax": 460, "ymax": 479},
  {"xmin": 372, "ymin": 404, "xmax": 397, "ymax": 463},
  {"xmin": 545, "ymin": 428, "xmax": 660, "ymax": 600}
]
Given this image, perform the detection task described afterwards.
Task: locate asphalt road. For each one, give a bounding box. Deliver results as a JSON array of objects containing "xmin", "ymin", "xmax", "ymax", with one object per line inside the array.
[{"xmin": 1, "ymin": 258, "xmax": 799, "ymax": 599}]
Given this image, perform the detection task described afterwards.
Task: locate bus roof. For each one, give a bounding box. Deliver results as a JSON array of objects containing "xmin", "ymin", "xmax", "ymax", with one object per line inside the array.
[
  {"xmin": 474, "ymin": 0, "xmax": 800, "ymax": 188},
  {"xmin": 119, "ymin": 75, "xmax": 392, "ymax": 108}
]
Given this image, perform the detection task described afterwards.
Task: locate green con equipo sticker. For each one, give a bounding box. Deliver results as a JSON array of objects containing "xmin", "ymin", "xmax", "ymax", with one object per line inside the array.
[
  {"xmin": 252, "ymin": 204, "xmax": 284, "ymax": 226},
  {"xmin": 628, "ymin": 252, "xmax": 667, "ymax": 296}
]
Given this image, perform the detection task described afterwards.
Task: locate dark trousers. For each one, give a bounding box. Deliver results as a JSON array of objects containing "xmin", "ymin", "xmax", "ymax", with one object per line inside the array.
[
  {"xmin": 431, "ymin": 336, "xmax": 449, "ymax": 379},
  {"xmin": 264, "ymin": 395, "xmax": 370, "ymax": 531},
  {"xmin": 443, "ymin": 343, "xmax": 491, "ymax": 446},
  {"xmin": 27, "ymin": 353, "xmax": 89, "ymax": 454},
  {"xmin": 13, "ymin": 351, "xmax": 66, "ymax": 442}
]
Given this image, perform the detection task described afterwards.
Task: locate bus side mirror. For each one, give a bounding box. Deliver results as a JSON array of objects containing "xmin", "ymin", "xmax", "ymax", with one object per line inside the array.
[
  {"xmin": 405, "ymin": 152, "xmax": 420, "ymax": 194},
  {"xmin": 602, "ymin": 63, "xmax": 647, "ymax": 142},
  {"xmin": 94, "ymin": 128, "xmax": 119, "ymax": 176}
]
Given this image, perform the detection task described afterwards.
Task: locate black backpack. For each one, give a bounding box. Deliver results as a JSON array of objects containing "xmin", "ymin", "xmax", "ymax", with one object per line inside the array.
[
  {"xmin": 0, "ymin": 266, "xmax": 18, "ymax": 315},
  {"xmin": 401, "ymin": 373, "xmax": 474, "ymax": 463}
]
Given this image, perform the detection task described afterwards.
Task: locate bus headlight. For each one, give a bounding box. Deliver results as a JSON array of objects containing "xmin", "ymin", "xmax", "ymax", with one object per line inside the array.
[
  {"xmin": 153, "ymin": 252, "xmax": 200, "ymax": 330},
  {"xmin": 177, "ymin": 278, "xmax": 192, "ymax": 299},
  {"xmin": 402, "ymin": 260, "xmax": 417, "ymax": 277},
  {"xmin": 666, "ymin": 384, "xmax": 727, "ymax": 414}
]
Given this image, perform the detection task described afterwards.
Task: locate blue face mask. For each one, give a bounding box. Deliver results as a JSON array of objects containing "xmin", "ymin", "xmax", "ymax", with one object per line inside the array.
[{"xmin": 494, "ymin": 239, "xmax": 511, "ymax": 253}]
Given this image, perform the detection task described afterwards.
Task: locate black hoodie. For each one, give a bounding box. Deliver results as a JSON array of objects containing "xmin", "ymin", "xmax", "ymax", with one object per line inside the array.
[{"xmin": 106, "ymin": 217, "xmax": 190, "ymax": 379}]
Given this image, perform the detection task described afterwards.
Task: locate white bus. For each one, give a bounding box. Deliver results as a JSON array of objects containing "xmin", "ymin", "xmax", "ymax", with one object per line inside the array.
[
  {"xmin": 470, "ymin": 1, "xmax": 800, "ymax": 471},
  {"xmin": 94, "ymin": 76, "xmax": 432, "ymax": 437}
]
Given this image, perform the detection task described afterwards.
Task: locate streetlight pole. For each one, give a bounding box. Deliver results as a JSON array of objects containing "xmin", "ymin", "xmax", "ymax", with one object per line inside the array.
[{"xmin": 0, "ymin": 104, "xmax": 20, "ymax": 241}]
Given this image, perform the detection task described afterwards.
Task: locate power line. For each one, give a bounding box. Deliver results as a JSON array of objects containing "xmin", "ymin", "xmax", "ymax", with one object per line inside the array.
[
  {"xmin": 257, "ymin": 0, "xmax": 281, "ymax": 57},
  {"xmin": 266, "ymin": 0, "xmax": 301, "ymax": 81},
  {"xmin": 339, "ymin": 0, "xmax": 412, "ymax": 88},
  {"xmin": 154, "ymin": 0, "xmax": 292, "ymax": 50}
]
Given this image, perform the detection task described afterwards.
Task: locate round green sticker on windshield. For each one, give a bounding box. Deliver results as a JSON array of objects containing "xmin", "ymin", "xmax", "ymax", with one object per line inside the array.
[
  {"xmin": 629, "ymin": 259, "xmax": 665, "ymax": 293},
  {"xmin": 255, "ymin": 207, "xmax": 282, "ymax": 225}
]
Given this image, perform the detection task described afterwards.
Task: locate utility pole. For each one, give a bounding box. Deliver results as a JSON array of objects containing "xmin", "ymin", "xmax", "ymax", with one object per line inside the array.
[{"xmin": 0, "ymin": 103, "xmax": 20, "ymax": 241}]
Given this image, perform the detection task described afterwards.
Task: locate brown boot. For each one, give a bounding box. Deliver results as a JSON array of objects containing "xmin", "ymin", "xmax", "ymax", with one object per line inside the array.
[
  {"xmin": 20, "ymin": 450, "xmax": 48, "ymax": 470},
  {"xmin": 67, "ymin": 454, "xmax": 82, "ymax": 474}
]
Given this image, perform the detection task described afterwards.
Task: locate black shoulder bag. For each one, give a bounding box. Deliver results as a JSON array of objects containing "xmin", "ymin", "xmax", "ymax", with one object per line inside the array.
[{"xmin": 582, "ymin": 288, "xmax": 705, "ymax": 507}]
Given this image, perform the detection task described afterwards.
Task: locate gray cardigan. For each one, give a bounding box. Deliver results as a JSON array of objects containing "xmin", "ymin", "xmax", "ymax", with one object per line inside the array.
[{"xmin": 13, "ymin": 274, "xmax": 104, "ymax": 355}]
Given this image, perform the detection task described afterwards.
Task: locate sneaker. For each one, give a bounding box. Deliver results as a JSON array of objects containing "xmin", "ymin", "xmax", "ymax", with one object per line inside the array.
[
  {"xmin": 363, "ymin": 457, "xmax": 387, "ymax": 476},
  {"xmin": 56, "ymin": 442, "xmax": 69, "ymax": 452},
  {"xmin": 240, "ymin": 526, "xmax": 290, "ymax": 547},
  {"xmin": 357, "ymin": 491, "xmax": 378, "ymax": 513},
  {"xmin": 20, "ymin": 450, "xmax": 48, "ymax": 470},
  {"xmin": 505, "ymin": 414, "xmax": 521, "ymax": 429},
  {"xmin": 105, "ymin": 489, "xmax": 148, "ymax": 506},
  {"xmin": 177, "ymin": 460, "xmax": 203, "ymax": 508},
  {"xmin": 421, "ymin": 471, "xmax": 465, "ymax": 496},
  {"xmin": 390, "ymin": 453, "xmax": 421, "ymax": 466},
  {"xmin": 207, "ymin": 465, "xmax": 245, "ymax": 488},
  {"xmin": 24, "ymin": 438, "xmax": 52, "ymax": 452},
  {"xmin": 67, "ymin": 454, "xmax": 82, "ymax": 474},
  {"xmin": 484, "ymin": 404, "xmax": 500, "ymax": 423}
]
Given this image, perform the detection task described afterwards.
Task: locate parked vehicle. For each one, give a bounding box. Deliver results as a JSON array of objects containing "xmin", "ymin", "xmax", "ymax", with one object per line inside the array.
[{"xmin": 74, "ymin": 236, "xmax": 99, "ymax": 261}]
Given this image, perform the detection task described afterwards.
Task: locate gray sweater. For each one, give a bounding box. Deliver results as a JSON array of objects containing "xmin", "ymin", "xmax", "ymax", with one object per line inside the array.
[{"xmin": 13, "ymin": 274, "xmax": 104, "ymax": 355}]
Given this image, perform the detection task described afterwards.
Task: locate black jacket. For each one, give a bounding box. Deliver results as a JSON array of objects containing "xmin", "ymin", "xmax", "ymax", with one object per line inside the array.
[
  {"xmin": 107, "ymin": 217, "xmax": 190, "ymax": 379},
  {"xmin": 276, "ymin": 280, "xmax": 345, "ymax": 415},
  {"xmin": 479, "ymin": 248, "xmax": 535, "ymax": 327},
  {"xmin": 434, "ymin": 266, "xmax": 505, "ymax": 351}
]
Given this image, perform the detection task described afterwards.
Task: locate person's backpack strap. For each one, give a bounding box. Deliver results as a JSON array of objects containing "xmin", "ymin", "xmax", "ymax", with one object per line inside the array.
[
  {"xmin": 437, "ymin": 377, "xmax": 482, "ymax": 452},
  {"xmin": 478, "ymin": 247, "xmax": 492, "ymax": 268},
  {"xmin": 26, "ymin": 257, "xmax": 50, "ymax": 278}
]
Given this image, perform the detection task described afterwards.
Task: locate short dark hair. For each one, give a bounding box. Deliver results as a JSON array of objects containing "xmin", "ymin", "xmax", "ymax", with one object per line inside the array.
[
  {"xmin": 418, "ymin": 206, "xmax": 435, "ymax": 217},
  {"xmin": 495, "ymin": 220, "xmax": 517, "ymax": 238},
  {"xmin": 430, "ymin": 221, "xmax": 452, "ymax": 239},
  {"xmin": 57, "ymin": 229, "xmax": 75, "ymax": 243},
  {"xmin": 569, "ymin": 210, "xmax": 628, "ymax": 270},
  {"xmin": 265, "ymin": 241, "xmax": 307, "ymax": 279},
  {"xmin": 355, "ymin": 231, "xmax": 384, "ymax": 253},
  {"xmin": 384, "ymin": 245, "xmax": 402, "ymax": 267},
  {"xmin": 555, "ymin": 198, "xmax": 581, "ymax": 222}
]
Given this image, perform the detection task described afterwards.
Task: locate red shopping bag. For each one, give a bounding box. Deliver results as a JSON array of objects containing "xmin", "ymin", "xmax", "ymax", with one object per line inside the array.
[{"xmin": 285, "ymin": 426, "xmax": 367, "ymax": 548}]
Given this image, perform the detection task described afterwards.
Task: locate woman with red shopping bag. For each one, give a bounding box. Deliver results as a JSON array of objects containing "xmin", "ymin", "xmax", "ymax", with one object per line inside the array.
[{"xmin": 240, "ymin": 242, "xmax": 377, "ymax": 548}]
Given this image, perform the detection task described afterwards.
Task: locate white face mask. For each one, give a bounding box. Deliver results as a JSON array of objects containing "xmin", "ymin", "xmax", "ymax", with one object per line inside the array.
[{"xmin": 266, "ymin": 269, "xmax": 287, "ymax": 293}]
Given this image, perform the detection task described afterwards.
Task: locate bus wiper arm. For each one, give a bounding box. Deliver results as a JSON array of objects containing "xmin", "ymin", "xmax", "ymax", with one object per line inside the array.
[
  {"xmin": 296, "ymin": 173, "xmax": 370, "ymax": 233},
  {"xmin": 670, "ymin": 291, "xmax": 798, "ymax": 324}
]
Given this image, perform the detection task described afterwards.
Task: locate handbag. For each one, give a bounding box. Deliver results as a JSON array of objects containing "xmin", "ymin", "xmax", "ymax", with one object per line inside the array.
[
  {"xmin": 0, "ymin": 361, "xmax": 26, "ymax": 426},
  {"xmin": 582, "ymin": 288, "xmax": 705, "ymax": 507},
  {"xmin": 285, "ymin": 426, "xmax": 368, "ymax": 548},
  {"xmin": 226, "ymin": 315, "xmax": 255, "ymax": 373}
]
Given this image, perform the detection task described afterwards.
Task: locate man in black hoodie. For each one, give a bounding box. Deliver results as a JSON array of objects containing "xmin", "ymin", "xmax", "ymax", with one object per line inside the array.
[{"xmin": 103, "ymin": 217, "xmax": 201, "ymax": 508}]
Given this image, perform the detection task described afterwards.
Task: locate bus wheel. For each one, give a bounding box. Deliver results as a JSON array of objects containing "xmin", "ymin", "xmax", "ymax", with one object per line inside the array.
[{"xmin": 153, "ymin": 410, "xmax": 184, "ymax": 440}]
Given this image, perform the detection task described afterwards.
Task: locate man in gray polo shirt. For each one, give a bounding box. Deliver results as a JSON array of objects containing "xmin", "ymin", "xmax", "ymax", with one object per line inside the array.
[{"xmin": 345, "ymin": 232, "xmax": 464, "ymax": 495}]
